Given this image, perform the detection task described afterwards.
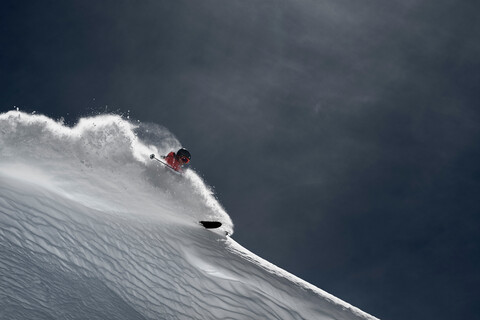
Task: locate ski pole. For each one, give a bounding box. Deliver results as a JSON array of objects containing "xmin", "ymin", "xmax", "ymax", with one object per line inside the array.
[{"xmin": 150, "ymin": 154, "xmax": 180, "ymax": 173}]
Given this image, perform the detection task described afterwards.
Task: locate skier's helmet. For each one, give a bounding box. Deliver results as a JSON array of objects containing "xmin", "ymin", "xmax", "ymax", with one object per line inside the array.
[{"xmin": 177, "ymin": 148, "xmax": 191, "ymax": 164}]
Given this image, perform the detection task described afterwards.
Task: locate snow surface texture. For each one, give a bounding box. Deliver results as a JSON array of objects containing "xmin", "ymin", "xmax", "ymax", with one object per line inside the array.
[{"xmin": 0, "ymin": 111, "xmax": 378, "ymax": 320}]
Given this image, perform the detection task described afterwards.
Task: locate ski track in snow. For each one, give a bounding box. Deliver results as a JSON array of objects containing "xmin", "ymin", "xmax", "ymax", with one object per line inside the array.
[{"xmin": 0, "ymin": 111, "xmax": 379, "ymax": 320}]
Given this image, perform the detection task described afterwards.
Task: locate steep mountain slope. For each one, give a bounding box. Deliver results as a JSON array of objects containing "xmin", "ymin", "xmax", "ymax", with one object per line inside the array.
[{"xmin": 0, "ymin": 111, "xmax": 378, "ymax": 320}]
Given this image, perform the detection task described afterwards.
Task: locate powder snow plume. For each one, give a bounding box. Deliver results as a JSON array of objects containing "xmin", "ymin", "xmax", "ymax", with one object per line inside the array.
[
  {"xmin": 0, "ymin": 111, "xmax": 379, "ymax": 320},
  {"xmin": 0, "ymin": 111, "xmax": 233, "ymax": 234}
]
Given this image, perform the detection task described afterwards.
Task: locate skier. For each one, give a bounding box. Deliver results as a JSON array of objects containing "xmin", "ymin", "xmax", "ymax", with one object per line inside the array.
[{"xmin": 162, "ymin": 148, "xmax": 191, "ymax": 172}]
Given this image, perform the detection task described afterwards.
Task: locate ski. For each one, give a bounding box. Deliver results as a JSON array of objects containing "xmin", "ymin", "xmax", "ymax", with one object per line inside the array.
[{"xmin": 199, "ymin": 221, "xmax": 222, "ymax": 229}]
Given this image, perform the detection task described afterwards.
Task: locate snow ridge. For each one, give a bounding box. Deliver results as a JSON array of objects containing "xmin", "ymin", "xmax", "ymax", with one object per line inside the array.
[{"xmin": 0, "ymin": 111, "xmax": 378, "ymax": 320}]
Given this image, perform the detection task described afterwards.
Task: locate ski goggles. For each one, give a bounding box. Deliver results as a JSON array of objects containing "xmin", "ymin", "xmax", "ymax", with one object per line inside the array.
[{"xmin": 180, "ymin": 156, "xmax": 190, "ymax": 164}]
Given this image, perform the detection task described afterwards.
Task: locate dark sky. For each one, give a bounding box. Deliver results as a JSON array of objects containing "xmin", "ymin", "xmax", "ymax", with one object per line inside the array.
[{"xmin": 1, "ymin": 1, "xmax": 479, "ymax": 319}]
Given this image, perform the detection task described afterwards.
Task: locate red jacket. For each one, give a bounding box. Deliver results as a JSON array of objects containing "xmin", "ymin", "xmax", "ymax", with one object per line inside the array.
[{"xmin": 164, "ymin": 152, "xmax": 183, "ymax": 172}]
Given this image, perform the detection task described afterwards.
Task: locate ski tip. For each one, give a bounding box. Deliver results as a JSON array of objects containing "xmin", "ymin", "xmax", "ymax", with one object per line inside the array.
[{"xmin": 199, "ymin": 221, "xmax": 222, "ymax": 229}]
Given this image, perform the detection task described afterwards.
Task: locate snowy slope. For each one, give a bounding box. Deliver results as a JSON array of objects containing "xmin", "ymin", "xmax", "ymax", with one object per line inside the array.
[{"xmin": 0, "ymin": 111, "xmax": 379, "ymax": 320}]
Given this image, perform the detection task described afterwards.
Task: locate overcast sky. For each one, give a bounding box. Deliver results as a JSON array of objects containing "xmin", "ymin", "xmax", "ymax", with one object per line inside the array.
[{"xmin": 1, "ymin": 1, "xmax": 479, "ymax": 319}]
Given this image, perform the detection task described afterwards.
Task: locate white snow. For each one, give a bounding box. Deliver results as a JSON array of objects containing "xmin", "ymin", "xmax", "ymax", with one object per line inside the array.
[{"xmin": 0, "ymin": 111, "xmax": 379, "ymax": 320}]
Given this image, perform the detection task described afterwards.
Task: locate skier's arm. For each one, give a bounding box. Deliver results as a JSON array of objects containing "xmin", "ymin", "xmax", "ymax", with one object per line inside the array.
[
  {"xmin": 163, "ymin": 152, "xmax": 176, "ymax": 165},
  {"xmin": 164, "ymin": 152, "xmax": 175, "ymax": 159}
]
